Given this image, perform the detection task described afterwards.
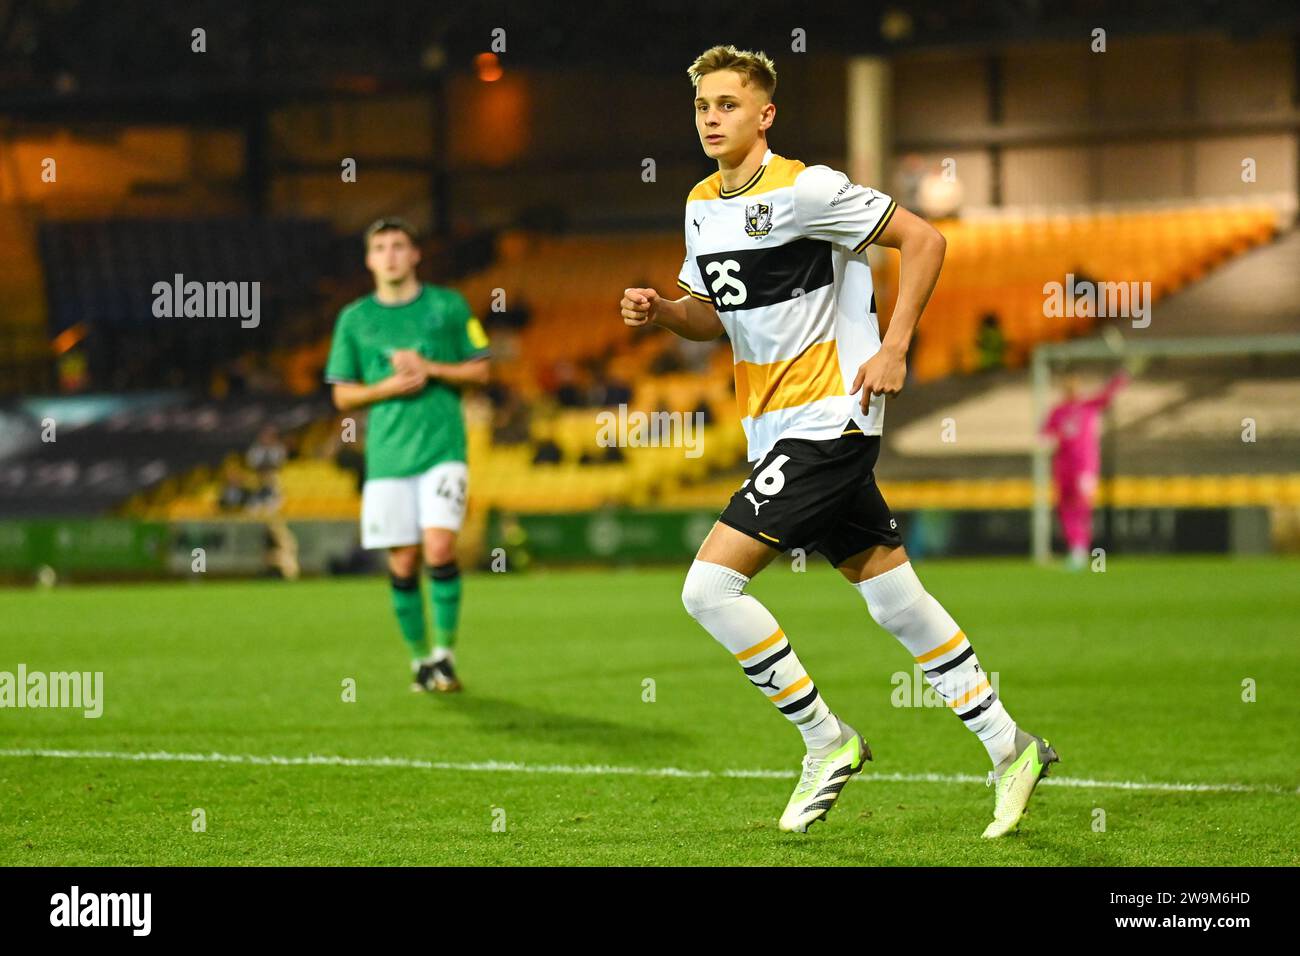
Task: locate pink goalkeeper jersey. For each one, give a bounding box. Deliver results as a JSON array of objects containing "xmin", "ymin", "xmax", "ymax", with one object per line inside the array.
[{"xmin": 1041, "ymin": 372, "xmax": 1128, "ymax": 475}]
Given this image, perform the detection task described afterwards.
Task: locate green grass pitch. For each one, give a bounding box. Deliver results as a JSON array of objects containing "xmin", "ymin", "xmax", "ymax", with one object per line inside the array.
[{"xmin": 2, "ymin": 555, "xmax": 1297, "ymax": 866}]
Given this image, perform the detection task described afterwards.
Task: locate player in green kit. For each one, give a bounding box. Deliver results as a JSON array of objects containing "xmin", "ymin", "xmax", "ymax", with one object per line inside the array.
[{"xmin": 325, "ymin": 218, "xmax": 491, "ymax": 692}]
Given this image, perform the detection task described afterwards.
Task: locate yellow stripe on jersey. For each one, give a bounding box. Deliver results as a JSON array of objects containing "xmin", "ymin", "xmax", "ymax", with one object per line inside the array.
[
  {"xmin": 719, "ymin": 162, "xmax": 766, "ymax": 198},
  {"xmin": 853, "ymin": 199, "xmax": 898, "ymax": 253},
  {"xmin": 687, "ymin": 155, "xmax": 805, "ymax": 203},
  {"xmin": 676, "ymin": 277, "xmax": 713, "ymax": 302},
  {"xmin": 739, "ymin": 154, "xmax": 803, "ymax": 198},
  {"xmin": 687, "ymin": 175, "xmax": 722, "ymax": 203},
  {"xmin": 733, "ymin": 338, "xmax": 844, "ymax": 421}
]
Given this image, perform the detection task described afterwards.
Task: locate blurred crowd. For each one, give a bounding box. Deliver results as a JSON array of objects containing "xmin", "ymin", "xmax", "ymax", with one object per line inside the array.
[{"xmin": 217, "ymin": 424, "xmax": 300, "ymax": 578}]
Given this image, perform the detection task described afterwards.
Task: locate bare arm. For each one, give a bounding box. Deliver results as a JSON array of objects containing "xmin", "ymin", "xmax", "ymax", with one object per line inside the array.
[
  {"xmin": 620, "ymin": 288, "xmax": 723, "ymax": 341},
  {"xmin": 331, "ymin": 369, "xmax": 424, "ymax": 412},
  {"xmin": 874, "ymin": 206, "xmax": 946, "ymax": 357},
  {"xmin": 390, "ymin": 350, "xmax": 490, "ymax": 389},
  {"xmin": 849, "ymin": 206, "xmax": 947, "ymax": 409},
  {"xmin": 423, "ymin": 356, "xmax": 490, "ymax": 387}
]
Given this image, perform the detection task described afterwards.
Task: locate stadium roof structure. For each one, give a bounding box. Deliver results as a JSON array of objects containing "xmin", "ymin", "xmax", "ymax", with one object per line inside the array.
[{"xmin": 2, "ymin": 0, "xmax": 1298, "ymax": 116}]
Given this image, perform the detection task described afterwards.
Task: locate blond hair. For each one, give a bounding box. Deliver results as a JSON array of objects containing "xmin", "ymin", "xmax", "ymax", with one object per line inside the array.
[{"xmin": 687, "ymin": 45, "xmax": 777, "ymax": 100}]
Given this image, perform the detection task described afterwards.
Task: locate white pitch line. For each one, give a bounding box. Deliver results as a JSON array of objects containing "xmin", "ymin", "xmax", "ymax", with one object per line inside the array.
[{"xmin": 0, "ymin": 748, "xmax": 1293, "ymax": 795}]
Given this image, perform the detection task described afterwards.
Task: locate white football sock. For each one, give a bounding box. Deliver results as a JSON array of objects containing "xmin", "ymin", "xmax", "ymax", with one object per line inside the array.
[
  {"xmin": 682, "ymin": 560, "xmax": 839, "ymax": 752},
  {"xmin": 854, "ymin": 561, "xmax": 1018, "ymax": 767}
]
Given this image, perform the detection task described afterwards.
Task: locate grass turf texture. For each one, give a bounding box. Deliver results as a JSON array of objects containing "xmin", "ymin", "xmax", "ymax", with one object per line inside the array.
[{"xmin": 2, "ymin": 555, "xmax": 1297, "ymax": 866}]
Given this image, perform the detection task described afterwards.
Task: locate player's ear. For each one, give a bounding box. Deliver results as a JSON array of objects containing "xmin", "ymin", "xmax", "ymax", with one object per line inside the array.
[{"xmin": 759, "ymin": 100, "xmax": 775, "ymax": 131}]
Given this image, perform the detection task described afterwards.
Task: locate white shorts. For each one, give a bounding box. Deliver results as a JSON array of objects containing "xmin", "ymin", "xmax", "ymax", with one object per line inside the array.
[{"xmin": 360, "ymin": 461, "xmax": 468, "ymax": 550}]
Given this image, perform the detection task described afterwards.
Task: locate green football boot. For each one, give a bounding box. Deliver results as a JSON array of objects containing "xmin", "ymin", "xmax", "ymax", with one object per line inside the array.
[
  {"xmin": 981, "ymin": 729, "xmax": 1059, "ymax": 838},
  {"xmin": 779, "ymin": 719, "xmax": 872, "ymax": 833}
]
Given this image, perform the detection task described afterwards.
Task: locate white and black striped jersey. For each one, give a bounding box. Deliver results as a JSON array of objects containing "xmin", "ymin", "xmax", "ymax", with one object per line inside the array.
[{"xmin": 677, "ymin": 146, "xmax": 898, "ymax": 463}]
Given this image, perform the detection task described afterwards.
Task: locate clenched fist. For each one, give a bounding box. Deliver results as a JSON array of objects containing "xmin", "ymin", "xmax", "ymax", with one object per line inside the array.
[{"xmin": 620, "ymin": 288, "xmax": 660, "ymax": 327}]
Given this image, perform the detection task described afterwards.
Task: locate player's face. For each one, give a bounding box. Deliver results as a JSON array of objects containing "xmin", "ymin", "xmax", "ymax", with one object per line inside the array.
[
  {"xmin": 694, "ymin": 71, "xmax": 773, "ymax": 163},
  {"xmin": 365, "ymin": 231, "xmax": 420, "ymax": 285}
]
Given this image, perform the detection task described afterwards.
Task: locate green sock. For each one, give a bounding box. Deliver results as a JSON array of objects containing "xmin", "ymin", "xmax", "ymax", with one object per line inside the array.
[
  {"xmin": 390, "ymin": 574, "xmax": 431, "ymax": 660},
  {"xmin": 429, "ymin": 563, "xmax": 462, "ymax": 650}
]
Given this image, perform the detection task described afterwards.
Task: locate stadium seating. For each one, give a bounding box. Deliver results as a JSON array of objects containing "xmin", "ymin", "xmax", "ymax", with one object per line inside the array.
[
  {"xmin": 135, "ymin": 202, "xmax": 1284, "ymax": 521},
  {"xmin": 899, "ymin": 204, "xmax": 1279, "ymax": 381},
  {"xmin": 140, "ymin": 454, "xmax": 1300, "ymax": 521}
]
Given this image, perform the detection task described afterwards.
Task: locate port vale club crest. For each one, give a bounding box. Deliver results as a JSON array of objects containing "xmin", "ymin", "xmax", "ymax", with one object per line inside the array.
[{"xmin": 744, "ymin": 201, "xmax": 773, "ymax": 238}]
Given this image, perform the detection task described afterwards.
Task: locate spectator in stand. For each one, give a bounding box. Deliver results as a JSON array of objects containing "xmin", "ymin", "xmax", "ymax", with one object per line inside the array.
[
  {"xmin": 247, "ymin": 472, "xmax": 285, "ymax": 514},
  {"xmin": 583, "ymin": 355, "xmax": 633, "ymax": 407},
  {"xmin": 317, "ymin": 415, "xmax": 366, "ymax": 493},
  {"xmin": 485, "ymin": 295, "xmax": 531, "ymax": 331},
  {"xmin": 650, "ymin": 346, "xmax": 686, "ymax": 375},
  {"xmin": 491, "ymin": 388, "xmax": 532, "ymax": 445},
  {"xmin": 552, "ymin": 360, "xmax": 586, "ymax": 408},
  {"xmin": 531, "ymin": 437, "xmax": 562, "ymax": 465},
  {"xmin": 693, "ymin": 397, "xmax": 715, "ymax": 426},
  {"xmin": 600, "ymin": 376, "xmax": 633, "ymax": 407},
  {"xmin": 241, "ymin": 447, "xmax": 299, "ymax": 580},
  {"xmin": 217, "ymin": 461, "xmax": 252, "ymax": 512},
  {"xmin": 975, "ymin": 313, "xmax": 1006, "ymax": 372},
  {"xmin": 580, "ymin": 443, "xmax": 625, "ymax": 465},
  {"xmin": 247, "ymin": 424, "xmax": 288, "ymax": 476}
]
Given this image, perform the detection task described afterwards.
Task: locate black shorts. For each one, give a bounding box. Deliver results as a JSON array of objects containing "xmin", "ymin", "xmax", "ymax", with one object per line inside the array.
[{"xmin": 718, "ymin": 421, "xmax": 903, "ymax": 567}]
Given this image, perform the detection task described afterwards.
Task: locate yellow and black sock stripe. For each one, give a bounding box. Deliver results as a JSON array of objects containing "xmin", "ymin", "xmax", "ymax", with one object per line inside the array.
[
  {"xmin": 916, "ymin": 629, "xmax": 996, "ymax": 720},
  {"xmin": 735, "ymin": 627, "xmax": 822, "ymax": 717}
]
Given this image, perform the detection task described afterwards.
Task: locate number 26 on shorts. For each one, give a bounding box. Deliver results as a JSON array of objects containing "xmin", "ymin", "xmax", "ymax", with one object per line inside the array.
[{"xmin": 741, "ymin": 454, "xmax": 790, "ymax": 496}]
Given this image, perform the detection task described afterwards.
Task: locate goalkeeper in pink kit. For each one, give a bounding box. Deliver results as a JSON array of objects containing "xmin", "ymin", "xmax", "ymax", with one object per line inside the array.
[{"xmin": 1041, "ymin": 371, "xmax": 1129, "ymax": 570}]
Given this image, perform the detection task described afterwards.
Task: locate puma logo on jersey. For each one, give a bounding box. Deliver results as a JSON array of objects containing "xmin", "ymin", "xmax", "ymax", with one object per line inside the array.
[
  {"xmin": 692, "ymin": 216, "xmax": 704, "ymax": 234},
  {"xmin": 705, "ymin": 259, "xmax": 747, "ymax": 306},
  {"xmin": 745, "ymin": 491, "xmax": 770, "ymax": 515}
]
